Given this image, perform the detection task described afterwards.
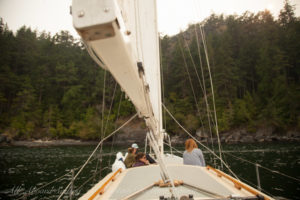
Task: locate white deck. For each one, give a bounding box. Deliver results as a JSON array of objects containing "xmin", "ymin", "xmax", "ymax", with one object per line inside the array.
[{"xmin": 79, "ymin": 156, "xmax": 273, "ymax": 200}]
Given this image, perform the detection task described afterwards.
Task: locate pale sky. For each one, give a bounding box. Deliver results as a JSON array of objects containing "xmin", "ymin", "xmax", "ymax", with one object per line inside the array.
[{"xmin": 0, "ymin": 0, "xmax": 299, "ymax": 37}]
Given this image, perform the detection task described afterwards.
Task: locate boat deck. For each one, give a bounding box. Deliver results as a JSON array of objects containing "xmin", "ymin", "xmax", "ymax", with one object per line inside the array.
[{"xmin": 79, "ymin": 155, "xmax": 272, "ymax": 200}]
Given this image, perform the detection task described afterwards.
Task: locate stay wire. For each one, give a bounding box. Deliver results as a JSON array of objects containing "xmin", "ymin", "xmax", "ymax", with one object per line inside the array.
[
  {"xmin": 177, "ymin": 36, "xmax": 205, "ymax": 133},
  {"xmin": 57, "ymin": 113, "xmax": 138, "ymax": 200},
  {"xmin": 199, "ymin": 24, "xmax": 223, "ymax": 169},
  {"xmin": 162, "ymin": 103, "xmax": 239, "ymax": 180},
  {"xmin": 159, "ymin": 33, "xmax": 167, "ymax": 130},
  {"xmin": 98, "ymin": 70, "xmax": 107, "ymax": 179},
  {"xmin": 224, "ymin": 151, "xmax": 300, "ymax": 182},
  {"xmin": 238, "ymin": 175, "xmax": 275, "ymax": 198},
  {"xmin": 194, "ymin": 24, "xmax": 215, "ymax": 156},
  {"xmin": 108, "ymin": 90, "xmax": 124, "ymax": 167}
]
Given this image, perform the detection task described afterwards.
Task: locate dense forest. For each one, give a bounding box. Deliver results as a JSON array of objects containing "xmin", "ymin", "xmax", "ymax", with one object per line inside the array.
[{"xmin": 0, "ymin": 1, "xmax": 299, "ymax": 140}]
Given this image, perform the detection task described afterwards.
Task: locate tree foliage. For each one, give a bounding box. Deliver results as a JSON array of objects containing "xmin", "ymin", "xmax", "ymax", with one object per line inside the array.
[
  {"xmin": 161, "ymin": 0, "xmax": 300, "ymax": 135},
  {"xmin": 0, "ymin": 1, "xmax": 299, "ymax": 139}
]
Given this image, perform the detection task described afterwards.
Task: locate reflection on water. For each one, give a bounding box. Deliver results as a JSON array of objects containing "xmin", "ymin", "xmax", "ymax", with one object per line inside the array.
[{"xmin": 0, "ymin": 143, "xmax": 299, "ymax": 199}]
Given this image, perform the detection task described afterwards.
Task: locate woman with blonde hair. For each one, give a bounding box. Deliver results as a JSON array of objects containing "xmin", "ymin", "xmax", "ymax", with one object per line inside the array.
[{"xmin": 183, "ymin": 139, "xmax": 206, "ymax": 166}]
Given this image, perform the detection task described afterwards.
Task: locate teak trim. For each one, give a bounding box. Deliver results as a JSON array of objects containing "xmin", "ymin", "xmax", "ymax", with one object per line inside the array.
[
  {"xmin": 206, "ymin": 165, "xmax": 270, "ymax": 200},
  {"xmin": 88, "ymin": 168, "xmax": 122, "ymax": 200}
]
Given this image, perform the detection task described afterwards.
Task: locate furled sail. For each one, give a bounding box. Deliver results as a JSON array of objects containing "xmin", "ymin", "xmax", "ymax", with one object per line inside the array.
[{"xmin": 72, "ymin": 0, "xmax": 163, "ymax": 151}]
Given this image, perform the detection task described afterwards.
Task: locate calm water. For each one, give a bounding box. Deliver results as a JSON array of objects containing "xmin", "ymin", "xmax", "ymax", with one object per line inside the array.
[{"xmin": 0, "ymin": 142, "xmax": 299, "ymax": 199}]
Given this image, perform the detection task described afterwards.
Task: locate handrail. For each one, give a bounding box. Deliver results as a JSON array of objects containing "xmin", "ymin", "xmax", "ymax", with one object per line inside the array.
[
  {"xmin": 206, "ymin": 166, "xmax": 271, "ymax": 200},
  {"xmin": 88, "ymin": 168, "xmax": 122, "ymax": 200}
]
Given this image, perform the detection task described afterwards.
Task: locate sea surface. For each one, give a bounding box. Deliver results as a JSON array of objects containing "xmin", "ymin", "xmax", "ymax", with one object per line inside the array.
[{"xmin": 0, "ymin": 142, "xmax": 299, "ymax": 199}]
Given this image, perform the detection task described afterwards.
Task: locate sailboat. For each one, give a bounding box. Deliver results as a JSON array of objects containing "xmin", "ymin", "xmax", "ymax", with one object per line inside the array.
[{"xmin": 64, "ymin": 0, "xmax": 275, "ymax": 199}]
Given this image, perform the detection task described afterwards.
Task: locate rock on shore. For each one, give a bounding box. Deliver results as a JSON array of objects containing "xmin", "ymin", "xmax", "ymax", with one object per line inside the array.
[{"xmin": 1, "ymin": 125, "xmax": 299, "ymax": 147}]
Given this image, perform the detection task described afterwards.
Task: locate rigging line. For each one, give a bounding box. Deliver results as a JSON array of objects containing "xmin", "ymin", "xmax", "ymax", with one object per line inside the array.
[
  {"xmin": 162, "ymin": 103, "xmax": 239, "ymax": 180},
  {"xmin": 199, "ymin": 24, "xmax": 223, "ymax": 169},
  {"xmin": 101, "ymin": 70, "xmax": 107, "ymax": 139},
  {"xmin": 178, "ymin": 34, "xmax": 217, "ymax": 166},
  {"xmin": 17, "ymin": 171, "xmax": 72, "ymax": 200},
  {"xmin": 147, "ymin": 132, "xmax": 179, "ymax": 198},
  {"xmin": 159, "ymin": 33, "xmax": 167, "ymax": 130},
  {"xmin": 76, "ymin": 166, "xmax": 110, "ymax": 193},
  {"xmin": 177, "ymin": 35, "xmax": 205, "ymax": 132},
  {"xmin": 183, "ymin": 30, "xmax": 205, "ymax": 94},
  {"xmin": 57, "ymin": 113, "xmax": 138, "ymax": 200},
  {"xmin": 163, "ymin": 142, "xmax": 184, "ymax": 155},
  {"xmin": 108, "ymin": 90, "xmax": 124, "ymax": 167},
  {"xmin": 103, "ymin": 81, "xmax": 118, "ymax": 137},
  {"xmin": 238, "ymin": 175, "xmax": 275, "ymax": 198},
  {"xmin": 99, "ymin": 70, "xmax": 107, "ymax": 179},
  {"xmin": 194, "ymin": 24, "xmax": 215, "ymax": 150},
  {"xmin": 224, "ymin": 152, "xmax": 300, "ymax": 182},
  {"xmin": 186, "ymin": 25, "xmax": 216, "ymax": 165}
]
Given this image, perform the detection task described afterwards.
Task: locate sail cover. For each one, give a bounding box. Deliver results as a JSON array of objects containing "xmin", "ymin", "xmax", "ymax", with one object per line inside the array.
[
  {"xmin": 72, "ymin": 0, "xmax": 163, "ymax": 135},
  {"xmin": 118, "ymin": 0, "xmax": 163, "ymax": 133}
]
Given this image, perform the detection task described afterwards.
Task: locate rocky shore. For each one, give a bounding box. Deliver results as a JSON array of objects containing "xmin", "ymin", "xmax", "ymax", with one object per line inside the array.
[{"xmin": 1, "ymin": 126, "xmax": 299, "ymax": 147}]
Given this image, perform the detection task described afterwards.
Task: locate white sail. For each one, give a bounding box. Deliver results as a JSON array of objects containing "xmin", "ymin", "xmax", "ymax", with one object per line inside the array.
[
  {"xmin": 70, "ymin": 1, "xmax": 276, "ymax": 200},
  {"xmin": 118, "ymin": 0, "xmax": 164, "ymax": 150},
  {"xmin": 72, "ymin": 0, "xmax": 163, "ymax": 151}
]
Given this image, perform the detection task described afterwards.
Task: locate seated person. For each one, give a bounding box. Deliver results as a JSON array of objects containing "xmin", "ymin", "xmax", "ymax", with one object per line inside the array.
[
  {"xmin": 112, "ymin": 152, "xmax": 126, "ymax": 172},
  {"xmin": 132, "ymin": 152, "xmax": 149, "ymax": 167},
  {"xmin": 124, "ymin": 143, "xmax": 139, "ymax": 168},
  {"xmin": 183, "ymin": 138, "xmax": 206, "ymax": 166}
]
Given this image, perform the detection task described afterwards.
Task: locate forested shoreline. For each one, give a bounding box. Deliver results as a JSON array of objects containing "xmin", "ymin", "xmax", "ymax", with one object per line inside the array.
[{"xmin": 0, "ymin": 1, "xmax": 299, "ymax": 141}]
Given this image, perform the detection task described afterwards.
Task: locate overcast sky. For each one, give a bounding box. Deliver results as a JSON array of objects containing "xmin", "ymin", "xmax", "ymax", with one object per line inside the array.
[{"xmin": 0, "ymin": 0, "xmax": 299, "ymax": 37}]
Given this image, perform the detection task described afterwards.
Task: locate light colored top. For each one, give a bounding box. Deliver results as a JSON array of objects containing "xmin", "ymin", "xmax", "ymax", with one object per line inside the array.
[{"xmin": 183, "ymin": 148, "xmax": 206, "ymax": 166}]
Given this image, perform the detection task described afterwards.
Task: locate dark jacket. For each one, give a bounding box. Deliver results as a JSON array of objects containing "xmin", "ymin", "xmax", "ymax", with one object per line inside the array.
[{"xmin": 124, "ymin": 153, "xmax": 135, "ymax": 168}]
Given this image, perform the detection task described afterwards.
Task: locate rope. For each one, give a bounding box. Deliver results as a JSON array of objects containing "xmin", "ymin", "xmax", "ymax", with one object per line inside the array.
[
  {"xmin": 159, "ymin": 33, "xmax": 167, "ymax": 130},
  {"xmin": 103, "ymin": 81, "xmax": 118, "ymax": 137},
  {"xmin": 193, "ymin": 24, "xmax": 215, "ymax": 156},
  {"xmin": 177, "ymin": 36, "xmax": 205, "ymax": 131},
  {"xmin": 57, "ymin": 113, "xmax": 138, "ymax": 200},
  {"xmin": 199, "ymin": 25, "xmax": 223, "ymax": 169},
  {"xmin": 108, "ymin": 90, "xmax": 123, "ymax": 167},
  {"xmin": 163, "ymin": 142, "xmax": 184, "ymax": 155},
  {"xmin": 98, "ymin": 70, "xmax": 107, "ymax": 180},
  {"xmin": 224, "ymin": 152, "xmax": 300, "ymax": 182},
  {"xmin": 100, "ymin": 77, "xmax": 117, "ymax": 180},
  {"xmin": 101, "ymin": 71, "xmax": 107, "ymax": 139},
  {"xmin": 162, "ymin": 103, "xmax": 239, "ymax": 180}
]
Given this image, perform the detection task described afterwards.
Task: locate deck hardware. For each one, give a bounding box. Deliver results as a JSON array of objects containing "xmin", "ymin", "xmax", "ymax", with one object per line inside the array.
[
  {"xmin": 234, "ymin": 183, "xmax": 242, "ymax": 190},
  {"xmin": 137, "ymin": 62, "xmax": 144, "ymax": 75},
  {"xmin": 155, "ymin": 179, "xmax": 183, "ymax": 187},
  {"xmin": 125, "ymin": 30, "xmax": 131, "ymax": 35},
  {"xmin": 255, "ymin": 164, "xmax": 261, "ymax": 191},
  {"xmin": 77, "ymin": 10, "xmax": 84, "ymax": 18}
]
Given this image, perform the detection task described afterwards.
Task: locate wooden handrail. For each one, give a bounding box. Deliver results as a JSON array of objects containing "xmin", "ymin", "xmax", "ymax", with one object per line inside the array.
[
  {"xmin": 206, "ymin": 165, "xmax": 270, "ymax": 200},
  {"xmin": 88, "ymin": 168, "xmax": 122, "ymax": 200}
]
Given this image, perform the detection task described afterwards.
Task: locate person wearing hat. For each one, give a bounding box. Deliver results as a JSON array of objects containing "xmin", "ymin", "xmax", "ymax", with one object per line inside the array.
[{"xmin": 124, "ymin": 143, "xmax": 139, "ymax": 168}]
